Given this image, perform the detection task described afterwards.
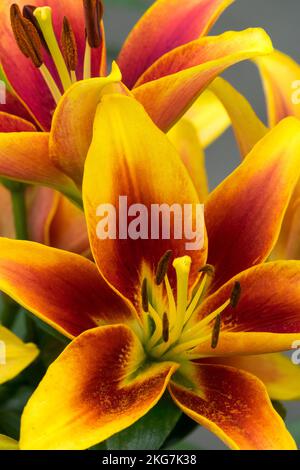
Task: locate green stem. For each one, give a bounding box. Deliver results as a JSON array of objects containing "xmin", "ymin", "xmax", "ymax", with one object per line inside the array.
[{"xmin": 10, "ymin": 185, "xmax": 28, "ymax": 240}]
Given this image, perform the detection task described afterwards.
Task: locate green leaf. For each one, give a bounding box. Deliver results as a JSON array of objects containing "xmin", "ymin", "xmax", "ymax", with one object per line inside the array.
[
  {"xmin": 272, "ymin": 400, "xmax": 287, "ymax": 421},
  {"xmin": 0, "ymin": 384, "xmax": 33, "ymax": 440},
  {"xmin": 106, "ymin": 392, "xmax": 181, "ymax": 450},
  {"xmin": 162, "ymin": 413, "xmax": 199, "ymax": 449}
]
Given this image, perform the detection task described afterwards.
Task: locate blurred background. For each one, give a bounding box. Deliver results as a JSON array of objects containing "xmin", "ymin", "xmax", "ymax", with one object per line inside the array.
[{"xmin": 105, "ymin": 0, "xmax": 300, "ymax": 449}]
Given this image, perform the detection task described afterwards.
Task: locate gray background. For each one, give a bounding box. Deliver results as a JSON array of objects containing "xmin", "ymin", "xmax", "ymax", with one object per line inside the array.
[{"xmin": 104, "ymin": 0, "xmax": 300, "ymax": 449}]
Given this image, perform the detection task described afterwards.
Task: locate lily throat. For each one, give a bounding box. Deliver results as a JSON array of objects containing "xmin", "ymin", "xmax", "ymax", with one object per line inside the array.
[{"xmin": 140, "ymin": 251, "xmax": 241, "ymax": 363}]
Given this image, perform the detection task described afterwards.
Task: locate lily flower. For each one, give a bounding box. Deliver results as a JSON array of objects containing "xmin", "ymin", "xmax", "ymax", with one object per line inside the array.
[
  {"xmin": 0, "ymin": 96, "xmax": 300, "ymax": 449},
  {"xmin": 0, "ymin": 0, "xmax": 273, "ymax": 193}
]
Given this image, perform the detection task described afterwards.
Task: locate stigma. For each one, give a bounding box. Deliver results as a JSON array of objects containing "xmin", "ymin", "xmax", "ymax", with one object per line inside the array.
[
  {"xmin": 140, "ymin": 252, "xmax": 241, "ymax": 362},
  {"xmin": 10, "ymin": 2, "xmax": 104, "ymax": 103}
]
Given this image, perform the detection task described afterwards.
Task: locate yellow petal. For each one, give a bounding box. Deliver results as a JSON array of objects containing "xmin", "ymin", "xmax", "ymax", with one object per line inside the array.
[
  {"xmin": 20, "ymin": 325, "xmax": 177, "ymax": 450},
  {"xmin": 167, "ymin": 118, "xmax": 209, "ymax": 201},
  {"xmin": 208, "ymin": 77, "xmax": 268, "ymax": 157},
  {"xmin": 182, "ymin": 88, "xmax": 231, "ymax": 148},
  {"xmin": 50, "ymin": 62, "xmax": 124, "ymax": 187},
  {"xmin": 0, "ymin": 325, "xmax": 39, "ymax": 384},
  {"xmin": 254, "ymin": 50, "xmax": 300, "ymax": 126},
  {"xmin": 210, "ymin": 353, "xmax": 300, "ymax": 401},
  {"xmin": 0, "ymin": 434, "xmax": 18, "ymax": 450}
]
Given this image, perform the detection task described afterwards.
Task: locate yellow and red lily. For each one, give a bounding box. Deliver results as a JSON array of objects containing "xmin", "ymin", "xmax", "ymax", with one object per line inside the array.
[
  {"xmin": 0, "ymin": 0, "xmax": 273, "ymax": 194},
  {"xmin": 0, "ymin": 96, "xmax": 300, "ymax": 449}
]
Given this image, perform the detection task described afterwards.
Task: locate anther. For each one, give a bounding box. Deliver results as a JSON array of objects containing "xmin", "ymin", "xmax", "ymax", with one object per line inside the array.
[
  {"xmin": 23, "ymin": 5, "xmax": 49, "ymax": 53},
  {"xmin": 199, "ymin": 264, "xmax": 215, "ymax": 277},
  {"xmin": 230, "ymin": 282, "xmax": 241, "ymax": 308},
  {"xmin": 211, "ymin": 314, "xmax": 221, "ymax": 349},
  {"xmin": 61, "ymin": 17, "xmax": 78, "ymax": 72},
  {"xmin": 10, "ymin": 4, "xmax": 43, "ymax": 68},
  {"xmin": 162, "ymin": 313, "xmax": 169, "ymax": 343},
  {"xmin": 83, "ymin": 0, "xmax": 103, "ymax": 48},
  {"xmin": 155, "ymin": 250, "xmax": 173, "ymax": 285},
  {"xmin": 141, "ymin": 278, "xmax": 148, "ymax": 313}
]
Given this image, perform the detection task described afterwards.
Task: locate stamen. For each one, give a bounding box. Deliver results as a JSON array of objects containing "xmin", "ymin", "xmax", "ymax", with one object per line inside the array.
[
  {"xmin": 10, "ymin": 4, "xmax": 43, "ymax": 68},
  {"xmin": 230, "ymin": 281, "xmax": 241, "ymax": 307},
  {"xmin": 141, "ymin": 278, "xmax": 148, "ymax": 313},
  {"xmin": 162, "ymin": 312, "xmax": 169, "ymax": 343},
  {"xmin": 34, "ymin": 7, "xmax": 72, "ymax": 91},
  {"xmin": 147, "ymin": 305, "xmax": 163, "ymax": 350},
  {"xmin": 61, "ymin": 17, "xmax": 78, "ymax": 77},
  {"xmin": 39, "ymin": 64, "xmax": 62, "ymax": 104},
  {"xmin": 23, "ymin": 5, "xmax": 49, "ymax": 53},
  {"xmin": 164, "ymin": 275, "xmax": 176, "ymax": 331},
  {"xmin": 199, "ymin": 264, "xmax": 215, "ymax": 276},
  {"xmin": 211, "ymin": 314, "xmax": 221, "ymax": 349},
  {"xmin": 155, "ymin": 250, "xmax": 172, "ymax": 285},
  {"xmin": 183, "ymin": 264, "xmax": 215, "ymax": 327},
  {"xmin": 180, "ymin": 297, "xmax": 231, "ymax": 343},
  {"xmin": 83, "ymin": 0, "xmax": 103, "ymax": 48}
]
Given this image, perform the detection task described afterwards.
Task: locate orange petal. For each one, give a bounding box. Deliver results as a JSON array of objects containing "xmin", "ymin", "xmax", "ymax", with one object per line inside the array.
[
  {"xmin": 0, "ymin": 85, "xmax": 35, "ymax": 125},
  {"xmin": 49, "ymin": 194, "xmax": 89, "ymax": 255},
  {"xmin": 83, "ymin": 94, "xmax": 207, "ymax": 310},
  {"xmin": 255, "ymin": 50, "xmax": 300, "ymax": 126},
  {"xmin": 167, "ymin": 118, "xmax": 209, "ymax": 201},
  {"xmin": 118, "ymin": 0, "xmax": 234, "ymax": 88},
  {"xmin": 0, "ymin": 112, "xmax": 36, "ymax": 132},
  {"xmin": 0, "ymin": 131, "xmax": 80, "ymax": 202},
  {"xmin": 20, "ymin": 325, "xmax": 178, "ymax": 450},
  {"xmin": 132, "ymin": 28, "xmax": 273, "ymax": 131},
  {"xmin": 204, "ymin": 353, "xmax": 300, "ymax": 401},
  {"xmin": 205, "ymin": 117, "xmax": 300, "ymax": 291},
  {"xmin": 49, "ymin": 63, "xmax": 123, "ymax": 186},
  {"xmin": 194, "ymin": 261, "xmax": 300, "ymax": 356},
  {"xmin": 169, "ymin": 363, "xmax": 296, "ymax": 450},
  {"xmin": 0, "ymin": 238, "xmax": 136, "ymax": 338},
  {"xmin": 208, "ymin": 77, "xmax": 268, "ymax": 157}
]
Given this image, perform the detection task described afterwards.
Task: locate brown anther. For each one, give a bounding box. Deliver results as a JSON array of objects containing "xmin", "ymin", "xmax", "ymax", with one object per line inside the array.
[
  {"xmin": 61, "ymin": 16, "xmax": 78, "ymax": 71},
  {"xmin": 141, "ymin": 278, "xmax": 148, "ymax": 313},
  {"xmin": 199, "ymin": 264, "xmax": 215, "ymax": 277},
  {"xmin": 83, "ymin": 0, "xmax": 103, "ymax": 48},
  {"xmin": 155, "ymin": 250, "xmax": 172, "ymax": 285},
  {"xmin": 23, "ymin": 5, "xmax": 49, "ymax": 53},
  {"xmin": 162, "ymin": 312, "xmax": 169, "ymax": 343},
  {"xmin": 230, "ymin": 281, "xmax": 241, "ymax": 308},
  {"xmin": 211, "ymin": 314, "xmax": 221, "ymax": 349},
  {"xmin": 10, "ymin": 4, "xmax": 43, "ymax": 68}
]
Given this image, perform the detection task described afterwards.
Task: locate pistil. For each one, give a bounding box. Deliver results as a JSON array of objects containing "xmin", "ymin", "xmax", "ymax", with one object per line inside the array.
[{"xmin": 34, "ymin": 7, "xmax": 72, "ymax": 91}]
